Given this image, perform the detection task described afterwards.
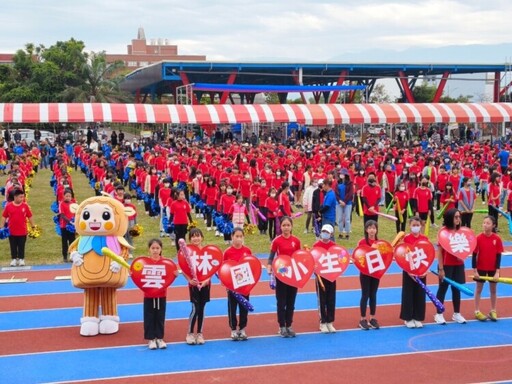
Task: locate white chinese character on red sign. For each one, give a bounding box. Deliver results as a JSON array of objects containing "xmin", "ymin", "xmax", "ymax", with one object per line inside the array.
[
  {"xmin": 318, "ymin": 252, "xmax": 342, "ymax": 274},
  {"xmin": 280, "ymin": 259, "xmax": 309, "ymax": 280},
  {"xmin": 141, "ymin": 265, "xmax": 167, "ymax": 288},
  {"xmin": 406, "ymin": 247, "xmax": 429, "ymax": 270},
  {"xmin": 365, "ymin": 249, "xmax": 385, "ymax": 274},
  {"xmin": 449, "ymin": 233, "xmax": 470, "ymax": 254}
]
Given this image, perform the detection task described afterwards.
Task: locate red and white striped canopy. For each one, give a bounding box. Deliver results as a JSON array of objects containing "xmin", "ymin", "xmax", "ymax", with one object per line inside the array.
[{"xmin": 0, "ymin": 102, "xmax": 511, "ymax": 125}]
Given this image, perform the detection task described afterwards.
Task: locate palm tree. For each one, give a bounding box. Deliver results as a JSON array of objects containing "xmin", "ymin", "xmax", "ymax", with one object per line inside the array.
[{"xmin": 59, "ymin": 51, "xmax": 133, "ymax": 103}]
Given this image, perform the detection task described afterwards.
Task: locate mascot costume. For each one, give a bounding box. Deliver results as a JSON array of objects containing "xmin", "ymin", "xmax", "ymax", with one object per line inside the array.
[{"xmin": 69, "ymin": 194, "xmax": 135, "ymax": 336}]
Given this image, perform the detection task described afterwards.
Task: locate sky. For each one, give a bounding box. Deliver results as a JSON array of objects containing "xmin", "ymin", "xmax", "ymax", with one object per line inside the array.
[{"xmin": 1, "ymin": 1, "xmax": 511, "ymax": 98}]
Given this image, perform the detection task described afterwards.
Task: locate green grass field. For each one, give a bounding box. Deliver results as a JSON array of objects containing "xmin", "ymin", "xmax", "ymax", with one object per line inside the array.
[{"xmin": 0, "ymin": 167, "xmax": 508, "ymax": 266}]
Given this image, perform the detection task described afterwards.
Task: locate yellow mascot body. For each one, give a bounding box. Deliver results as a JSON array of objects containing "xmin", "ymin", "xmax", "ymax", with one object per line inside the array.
[{"xmin": 69, "ymin": 195, "xmax": 135, "ymax": 336}]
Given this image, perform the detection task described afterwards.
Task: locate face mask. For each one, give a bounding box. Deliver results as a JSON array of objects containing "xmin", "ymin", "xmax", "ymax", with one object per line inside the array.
[
  {"xmin": 320, "ymin": 232, "xmax": 330, "ymax": 240},
  {"xmin": 245, "ymin": 175, "xmax": 250, "ymax": 179},
  {"xmin": 399, "ymin": 186, "xmax": 405, "ymax": 191},
  {"xmin": 227, "ymin": 189, "xmax": 233, "ymax": 194},
  {"xmin": 202, "ymin": 159, "xmax": 207, "ymax": 163},
  {"xmin": 270, "ymin": 193, "xmax": 276, "ymax": 198},
  {"xmin": 369, "ymin": 179, "xmax": 376, "ymax": 184},
  {"xmin": 243, "ymin": 159, "xmax": 247, "ymax": 162},
  {"xmin": 359, "ymin": 171, "xmax": 364, "ymax": 175},
  {"xmin": 312, "ymin": 182, "xmax": 318, "ymax": 187},
  {"xmin": 422, "ymin": 182, "xmax": 428, "ymax": 187},
  {"xmin": 276, "ymin": 172, "xmax": 281, "ymax": 176},
  {"xmin": 261, "ymin": 183, "xmax": 266, "ymax": 187},
  {"xmin": 174, "ymin": 161, "xmax": 179, "ymax": 165},
  {"xmin": 411, "ymin": 226, "xmax": 421, "ymax": 234}
]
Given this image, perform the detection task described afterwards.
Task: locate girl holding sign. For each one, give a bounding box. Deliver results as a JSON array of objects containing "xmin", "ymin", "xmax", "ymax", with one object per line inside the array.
[
  {"xmin": 142, "ymin": 238, "xmax": 178, "ymax": 350},
  {"xmin": 267, "ymin": 216, "xmax": 302, "ymax": 338},
  {"xmin": 223, "ymin": 227, "xmax": 254, "ymax": 341},
  {"xmin": 400, "ymin": 216, "xmax": 429, "ymax": 328},
  {"xmin": 435, "ymin": 208, "xmax": 467, "ymax": 325}
]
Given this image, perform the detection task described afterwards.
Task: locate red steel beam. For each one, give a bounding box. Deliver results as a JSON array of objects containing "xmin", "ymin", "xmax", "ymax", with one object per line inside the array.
[
  {"xmin": 500, "ymin": 80, "xmax": 512, "ymax": 97},
  {"xmin": 219, "ymin": 72, "xmax": 237, "ymax": 104},
  {"xmin": 398, "ymin": 71, "xmax": 415, "ymax": 103},
  {"xmin": 494, "ymin": 71, "xmax": 501, "ymax": 102},
  {"xmin": 329, "ymin": 70, "xmax": 348, "ymax": 103},
  {"xmin": 432, "ymin": 71, "xmax": 450, "ymax": 102}
]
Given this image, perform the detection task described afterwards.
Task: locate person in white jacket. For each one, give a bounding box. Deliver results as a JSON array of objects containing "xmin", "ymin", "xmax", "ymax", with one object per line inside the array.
[{"xmin": 302, "ymin": 178, "xmax": 318, "ymax": 233}]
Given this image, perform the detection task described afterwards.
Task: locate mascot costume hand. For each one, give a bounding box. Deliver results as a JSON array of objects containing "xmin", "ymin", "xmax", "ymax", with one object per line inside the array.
[{"xmin": 68, "ymin": 194, "xmax": 135, "ymax": 336}]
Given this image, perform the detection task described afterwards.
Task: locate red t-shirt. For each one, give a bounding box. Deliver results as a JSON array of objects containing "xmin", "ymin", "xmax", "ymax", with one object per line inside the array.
[
  {"xmin": 312, "ymin": 239, "xmax": 336, "ymax": 250},
  {"xmin": 361, "ymin": 185, "xmax": 381, "ymax": 215},
  {"xmin": 413, "ymin": 187, "xmax": 432, "ymax": 213},
  {"xmin": 170, "ymin": 200, "xmax": 191, "ymax": 225},
  {"xmin": 271, "ymin": 234, "xmax": 301, "ymax": 257},
  {"xmin": 2, "ymin": 202, "xmax": 32, "ymax": 236},
  {"xmin": 474, "ymin": 233, "xmax": 503, "ymax": 270},
  {"xmin": 403, "ymin": 233, "xmax": 429, "ymax": 245},
  {"xmin": 59, "ymin": 200, "xmax": 75, "ymax": 228},
  {"xmin": 223, "ymin": 245, "xmax": 253, "ymax": 262}
]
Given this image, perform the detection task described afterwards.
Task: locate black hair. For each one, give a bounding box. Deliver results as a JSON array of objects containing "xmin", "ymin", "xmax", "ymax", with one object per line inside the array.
[
  {"xmin": 147, "ymin": 238, "xmax": 163, "ymax": 253},
  {"xmin": 232, "ymin": 227, "xmax": 245, "ymax": 236},
  {"xmin": 364, "ymin": 220, "xmax": 378, "ymax": 245},
  {"xmin": 188, "ymin": 228, "xmax": 204, "ymax": 240},
  {"xmin": 443, "ymin": 208, "xmax": 461, "ymax": 230}
]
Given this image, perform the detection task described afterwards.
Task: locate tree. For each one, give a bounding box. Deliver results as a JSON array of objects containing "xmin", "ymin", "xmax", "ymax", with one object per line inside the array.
[
  {"xmin": 369, "ymin": 83, "xmax": 392, "ymax": 103},
  {"xmin": 59, "ymin": 51, "xmax": 132, "ymax": 103},
  {"xmin": 265, "ymin": 92, "xmax": 280, "ymax": 104},
  {"xmin": 412, "ymin": 82, "xmax": 437, "ymax": 102}
]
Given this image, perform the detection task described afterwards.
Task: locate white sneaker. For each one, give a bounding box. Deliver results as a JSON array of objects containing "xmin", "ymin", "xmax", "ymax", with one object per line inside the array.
[
  {"xmin": 186, "ymin": 333, "xmax": 196, "ymax": 345},
  {"xmin": 206, "ymin": 227, "xmax": 212, "ymax": 231},
  {"xmin": 452, "ymin": 313, "xmax": 466, "ymax": 324},
  {"xmin": 319, "ymin": 323, "xmax": 329, "ymax": 333},
  {"xmin": 18, "ymin": 259, "xmax": 25, "ymax": 266},
  {"xmin": 148, "ymin": 339, "xmax": 157, "ymax": 350},
  {"xmin": 434, "ymin": 313, "xmax": 446, "ymax": 325},
  {"xmin": 195, "ymin": 333, "xmax": 205, "ymax": 345},
  {"xmin": 303, "ymin": 229, "xmax": 308, "ymax": 234},
  {"xmin": 231, "ymin": 330, "xmax": 239, "ymax": 340},
  {"xmin": 404, "ymin": 320, "xmax": 416, "ymax": 329},
  {"xmin": 9, "ymin": 259, "xmax": 17, "ymax": 267},
  {"xmin": 326, "ymin": 323, "xmax": 336, "ymax": 333},
  {"xmin": 215, "ymin": 231, "xmax": 220, "ymax": 237},
  {"xmin": 413, "ymin": 320, "xmax": 423, "ymax": 328},
  {"xmin": 156, "ymin": 339, "xmax": 167, "ymax": 349}
]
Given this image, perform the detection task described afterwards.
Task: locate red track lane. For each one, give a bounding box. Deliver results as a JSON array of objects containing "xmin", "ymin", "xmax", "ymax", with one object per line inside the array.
[
  {"xmin": 80, "ymin": 346, "xmax": 512, "ymax": 384},
  {"xmin": 3, "ymin": 267, "xmax": 512, "ymax": 311},
  {"xmin": 3, "ymin": 298, "xmax": 512, "ymax": 357}
]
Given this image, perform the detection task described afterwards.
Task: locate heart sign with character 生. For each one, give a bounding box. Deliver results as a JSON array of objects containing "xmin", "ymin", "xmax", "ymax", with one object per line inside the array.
[
  {"xmin": 178, "ymin": 244, "xmax": 223, "ymax": 283},
  {"xmin": 272, "ymin": 249, "xmax": 315, "ymax": 288},
  {"xmin": 437, "ymin": 227, "xmax": 477, "ymax": 260},
  {"xmin": 352, "ymin": 240, "xmax": 394, "ymax": 279},
  {"xmin": 394, "ymin": 240, "xmax": 436, "ymax": 276},
  {"xmin": 219, "ymin": 254, "xmax": 262, "ymax": 296},
  {"xmin": 310, "ymin": 245, "xmax": 350, "ymax": 282},
  {"xmin": 130, "ymin": 257, "xmax": 178, "ymax": 296}
]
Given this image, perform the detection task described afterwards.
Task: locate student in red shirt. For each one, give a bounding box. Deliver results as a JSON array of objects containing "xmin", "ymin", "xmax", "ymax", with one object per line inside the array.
[
  {"xmin": 169, "ymin": 190, "xmax": 192, "ymax": 251},
  {"xmin": 394, "ymin": 181, "xmax": 409, "ymax": 233},
  {"xmin": 313, "ymin": 224, "xmax": 337, "ymax": 333},
  {"xmin": 223, "ymin": 227, "xmax": 254, "ymax": 341},
  {"xmin": 266, "ymin": 187, "xmax": 279, "ymax": 240},
  {"xmin": 266, "ymin": 216, "xmax": 302, "ymax": 337},
  {"xmin": 400, "ymin": 216, "xmax": 430, "ymax": 328},
  {"xmin": 59, "ymin": 188, "xmax": 76, "ymax": 263},
  {"xmin": 487, "ymin": 172, "xmax": 501, "ymax": 229},
  {"xmin": 219, "ymin": 185, "xmax": 236, "ymax": 243},
  {"xmin": 412, "ymin": 177, "xmax": 433, "ymax": 233},
  {"xmin": 440, "ymin": 181, "xmax": 457, "ymax": 212},
  {"xmin": 472, "ymin": 216, "xmax": 503, "ymax": 321},
  {"xmin": 435, "ymin": 209, "xmax": 467, "ymax": 325},
  {"xmin": 360, "ymin": 173, "xmax": 381, "ymax": 225},
  {"xmin": 1, "ymin": 189, "xmax": 35, "ymax": 266},
  {"xmin": 204, "ymin": 178, "xmax": 218, "ymax": 232}
]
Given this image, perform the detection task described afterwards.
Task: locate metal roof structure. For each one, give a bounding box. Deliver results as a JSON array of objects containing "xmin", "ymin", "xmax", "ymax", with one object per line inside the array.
[{"xmin": 120, "ymin": 61, "xmax": 509, "ymax": 103}]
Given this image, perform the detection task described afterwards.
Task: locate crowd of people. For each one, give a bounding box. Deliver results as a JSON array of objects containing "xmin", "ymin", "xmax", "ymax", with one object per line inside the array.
[{"xmin": 0, "ymin": 124, "xmax": 508, "ymax": 348}]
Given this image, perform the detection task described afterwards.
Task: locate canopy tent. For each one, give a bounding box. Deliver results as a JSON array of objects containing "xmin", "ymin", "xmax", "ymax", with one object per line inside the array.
[{"xmin": 0, "ymin": 103, "xmax": 511, "ymax": 125}]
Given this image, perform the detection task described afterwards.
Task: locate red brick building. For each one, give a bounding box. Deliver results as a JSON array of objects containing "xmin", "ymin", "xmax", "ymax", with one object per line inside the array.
[
  {"xmin": 106, "ymin": 27, "xmax": 206, "ymax": 69},
  {"xmin": 0, "ymin": 53, "xmax": 14, "ymax": 64}
]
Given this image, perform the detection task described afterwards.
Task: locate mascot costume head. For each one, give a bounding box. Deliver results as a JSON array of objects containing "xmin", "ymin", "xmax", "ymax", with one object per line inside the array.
[{"xmin": 69, "ymin": 194, "xmax": 135, "ymax": 336}]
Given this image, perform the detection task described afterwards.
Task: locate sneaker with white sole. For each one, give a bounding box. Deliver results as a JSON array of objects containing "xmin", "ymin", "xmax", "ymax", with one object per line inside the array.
[
  {"xmin": 359, "ymin": 319, "xmax": 370, "ymax": 330},
  {"xmin": 195, "ymin": 333, "xmax": 205, "ymax": 345},
  {"xmin": 9, "ymin": 259, "xmax": 17, "ymax": 267},
  {"xmin": 231, "ymin": 330, "xmax": 239, "ymax": 340},
  {"xmin": 452, "ymin": 312, "xmax": 466, "ymax": 324},
  {"xmin": 488, "ymin": 310, "xmax": 498, "ymax": 322},
  {"xmin": 404, "ymin": 320, "xmax": 416, "ymax": 329},
  {"xmin": 434, "ymin": 313, "xmax": 446, "ymax": 325},
  {"xmin": 413, "ymin": 320, "xmax": 423, "ymax": 328},
  {"xmin": 156, "ymin": 339, "xmax": 167, "ymax": 349},
  {"xmin": 18, "ymin": 259, "xmax": 25, "ymax": 266},
  {"xmin": 279, "ymin": 327, "xmax": 289, "ymax": 337},
  {"xmin": 186, "ymin": 333, "xmax": 196, "ymax": 345},
  {"xmin": 286, "ymin": 327, "xmax": 296, "ymax": 337},
  {"xmin": 238, "ymin": 328, "xmax": 248, "ymax": 341},
  {"xmin": 319, "ymin": 323, "xmax": 329, "ymax": 333},
  {"xmin": 326, "ymin": 323, "xmax": 336, "ymax": 333},
  {"xmin": 148, "ymin": 339, "xmax": 157, "ymax": 350}
]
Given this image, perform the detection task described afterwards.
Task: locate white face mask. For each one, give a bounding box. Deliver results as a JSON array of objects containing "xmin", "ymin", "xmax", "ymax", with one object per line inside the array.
[
  {"xmin": 399, "ymin": 186, "xmax": 405, "ymax": 191},
  {"xmin": 320, "ymin": 232, "xmax": 330, "ymax": 240},
  {"xmin": 227, "ymin": 189, "xmax": 233, "ymax": 194},
  {"xmin": 270, "ymin": 193, "xmax": 276, "ymax": 198},
  {"xmin": 411, "ymin": 226, "xmax": 421, "ymax": 234}
]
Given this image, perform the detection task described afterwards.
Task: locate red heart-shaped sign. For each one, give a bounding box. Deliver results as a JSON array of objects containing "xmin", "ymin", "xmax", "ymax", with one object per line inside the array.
[
  {"xmin": 219, "ymin": 254, "xmax": 262, "ymax": 295},
  {"xmin": 311, "ymin": 246, "xmax": 350, "ymax": 282},
  {"xmin": 352, "ymin": 240, "xmax": 394, "ymax": 279},
  {"xmin": 130, "ymin": 257, "xmax": 178, "ymax": 296},
  {"xmin": 272, "ymin": 249, "xmax": 315, "ymax": 288},
  {"xmin": 437, "ymin": 227, "xmax": 477, "ymax": 260},
  {"xmin": 394, "ymin": 240, "xmax": 435, "ymax": 276},
  {"xmin": 178, "ymin": 244, "xmax": 223, "ymax": 283}
]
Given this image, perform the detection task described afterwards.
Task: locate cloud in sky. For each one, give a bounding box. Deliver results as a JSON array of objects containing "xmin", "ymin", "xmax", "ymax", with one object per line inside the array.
[{"xmin": 0, "ymin": 0, "xmax": 511, "ymax": 61}]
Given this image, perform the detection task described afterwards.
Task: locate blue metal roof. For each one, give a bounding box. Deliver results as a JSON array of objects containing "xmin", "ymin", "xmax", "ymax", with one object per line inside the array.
[{"xmin": 120, "ymin": 60, "xmax": 508, "ymax": 95}]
